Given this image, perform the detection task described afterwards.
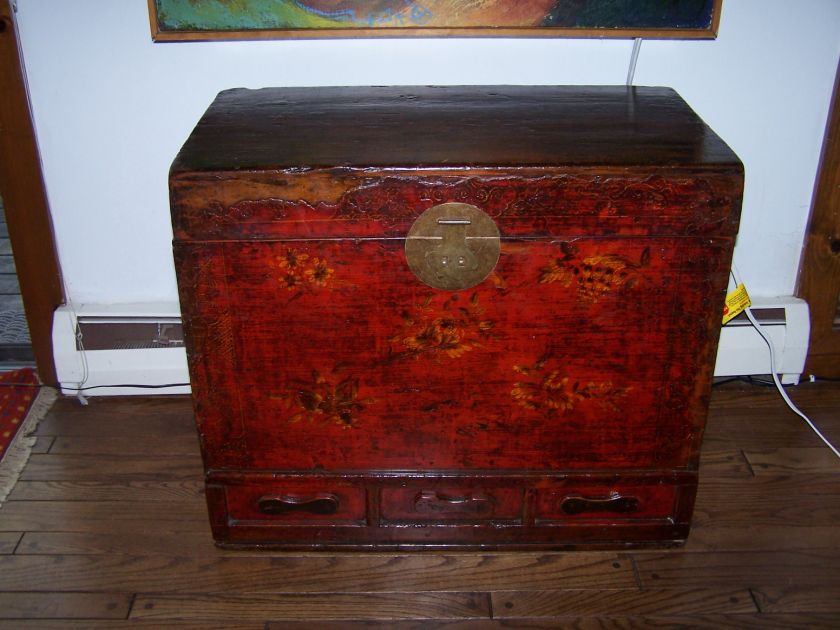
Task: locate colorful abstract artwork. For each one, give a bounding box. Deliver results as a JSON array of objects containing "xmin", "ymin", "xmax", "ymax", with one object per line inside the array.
[{"xmin": 149, "ymin": 0, "xmax": 721, "ymax": 40}]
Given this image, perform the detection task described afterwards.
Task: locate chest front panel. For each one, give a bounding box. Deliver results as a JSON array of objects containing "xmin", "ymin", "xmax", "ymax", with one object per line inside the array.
[
  {"xmin": 176, "ymin": 171, "xmax": 736, "ymax": 474},
  {"xmin": 178, "ymin": 233, "xmax": 727, "ymax": 472}
]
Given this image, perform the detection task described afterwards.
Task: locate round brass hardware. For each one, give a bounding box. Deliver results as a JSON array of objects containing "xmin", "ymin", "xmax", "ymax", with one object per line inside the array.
[{"xmin": 405, "ymin": 202, "xmax": 501, "ymax": 291}]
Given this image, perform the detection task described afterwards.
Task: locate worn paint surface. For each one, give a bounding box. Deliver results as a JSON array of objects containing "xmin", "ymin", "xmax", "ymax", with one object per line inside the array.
[{"xmin": 171, "ymin": 86, "xmax": 742, "ymax": 548}]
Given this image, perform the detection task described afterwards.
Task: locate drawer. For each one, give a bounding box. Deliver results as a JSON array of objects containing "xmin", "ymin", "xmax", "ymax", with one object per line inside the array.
[
  {"xmin": 381, "ymin": 485, "xmax": 523, "ymax": 524},
  {"xmin": 536, "ymin": 483, "xmax": 677, "ymax": 523},
  {"xmin": 223, "ymin": 479, "xmax": 367, "ymax": 526}
]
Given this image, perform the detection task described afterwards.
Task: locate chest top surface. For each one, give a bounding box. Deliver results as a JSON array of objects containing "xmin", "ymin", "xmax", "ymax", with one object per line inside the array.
[{"xmin": 171, "ymin": 85, "xmax": 741, "ymax": 174}]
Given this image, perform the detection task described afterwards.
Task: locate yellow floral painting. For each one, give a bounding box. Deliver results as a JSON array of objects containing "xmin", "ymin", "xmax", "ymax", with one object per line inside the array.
[
  {"xmin": 275, "ymin": 368, "xmax": 376, "ymax": 429},
  {"xmin": 392, "ymin": 292, "xmax": 494, "ymax": 360},
  {"xmin": 274, "ymin": 247, "xmax": 335, "ymax": 291},
  {"xmin": 539, "ymin": 243, "xmax": 650, "ymax": 302},
  {"xmin": 512, "ymin": 353, "xmax": 628, "ymax": 417}
]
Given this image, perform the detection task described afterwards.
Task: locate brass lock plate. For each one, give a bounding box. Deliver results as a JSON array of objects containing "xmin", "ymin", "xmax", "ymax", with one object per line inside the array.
[{"xmin": 405, "ymin": 202, "xmax": 501, "ymax": 291}]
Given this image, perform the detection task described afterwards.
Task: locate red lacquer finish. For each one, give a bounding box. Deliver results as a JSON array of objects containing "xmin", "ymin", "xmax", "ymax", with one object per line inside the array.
[{"xmin": 170, "ymin": 86, "xmax": 743, "ymax": 549}]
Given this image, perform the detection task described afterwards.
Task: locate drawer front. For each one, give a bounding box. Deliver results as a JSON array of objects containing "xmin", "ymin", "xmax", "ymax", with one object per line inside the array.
[
  {"xmin": 536, "ymin": 483, "xmax": 677, "ymax": 523},
  {"xmin": 381, "ymin": 485, "xmax": 523, "ymax": 524},
  {"xmin": 224, "ymin": 479, "xmax": 366, "ymax": 526}
]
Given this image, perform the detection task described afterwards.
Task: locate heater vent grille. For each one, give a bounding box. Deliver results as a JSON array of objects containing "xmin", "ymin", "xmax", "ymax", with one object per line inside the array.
[{"xmin": 76, "ymin": 318, "xmax": 184, "ymax": 351}]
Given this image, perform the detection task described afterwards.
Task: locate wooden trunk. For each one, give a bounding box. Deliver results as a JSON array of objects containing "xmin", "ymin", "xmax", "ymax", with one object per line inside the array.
[{"xmin": 170, "ymin": 86, "xmax": 743, "ymax": 549}]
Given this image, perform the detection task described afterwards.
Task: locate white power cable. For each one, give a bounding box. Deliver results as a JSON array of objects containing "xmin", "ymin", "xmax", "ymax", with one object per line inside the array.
[
  {"xmin": 731, "ymin": 266, "xmax": 840, "ymax": 459},
  {"xmin": 626, "ymin": 38, "xmax": 643, "ymax": 86}
]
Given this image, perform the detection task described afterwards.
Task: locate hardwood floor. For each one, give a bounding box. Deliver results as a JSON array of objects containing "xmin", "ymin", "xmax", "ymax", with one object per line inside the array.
[
  {"xmin": 0, "ymin": 195, "xmax": 34, "ymax": 367},
  {"xmin": 0, "ymin": 381, "xmax": 838, "ymax": 628}
]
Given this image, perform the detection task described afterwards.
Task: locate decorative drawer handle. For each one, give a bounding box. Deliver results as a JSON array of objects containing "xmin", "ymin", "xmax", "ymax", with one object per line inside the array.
[
  {"xmin": 414, "ymin": 490, "xmax": 494, "ymax": 515},
  {"xmin": 257, "ymin": 493, "xmax": 339, "ymax": 515},
  {"xmin": 560, "ymin": 494, "xmax": 640, "ymax": 515}
]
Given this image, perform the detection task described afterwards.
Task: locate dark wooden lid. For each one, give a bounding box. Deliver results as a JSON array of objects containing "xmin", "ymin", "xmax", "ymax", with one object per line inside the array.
[{"xmin": 171, "ymin": 85, "xmax": 741, "ymax": 174}]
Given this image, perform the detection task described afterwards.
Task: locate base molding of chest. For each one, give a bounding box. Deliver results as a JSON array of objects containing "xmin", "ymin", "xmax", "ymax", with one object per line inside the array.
[{"xmin": 205, "ymin": 470, "xmax": 697, "ymax": 550}]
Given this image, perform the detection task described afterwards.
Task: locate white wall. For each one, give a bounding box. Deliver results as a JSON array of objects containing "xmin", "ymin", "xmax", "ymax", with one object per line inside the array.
[{"xmin": 15, "ymin": 0, "xmax": 840, "ymax": 306}]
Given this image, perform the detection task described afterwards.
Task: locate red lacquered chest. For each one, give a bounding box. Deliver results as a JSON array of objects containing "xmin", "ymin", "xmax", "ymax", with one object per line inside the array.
[{"xmin": 170, "ymin": 86, "xmax": 743, "ymax": 549}]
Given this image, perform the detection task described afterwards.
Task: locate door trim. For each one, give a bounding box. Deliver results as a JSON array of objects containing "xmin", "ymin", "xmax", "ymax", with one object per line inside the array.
[
  {"xmin": 797, "ymin": 57, "xmax": 840, "ymax": 378},
  {"xmin": 0, "ymin": 0, "xmax": 65, "ymax": 384}
]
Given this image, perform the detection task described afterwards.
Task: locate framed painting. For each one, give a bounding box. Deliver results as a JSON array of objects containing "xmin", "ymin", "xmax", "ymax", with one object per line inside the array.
[{"xmin": 148, "ymin": 0, "xmax": 723, "ymax": 41}]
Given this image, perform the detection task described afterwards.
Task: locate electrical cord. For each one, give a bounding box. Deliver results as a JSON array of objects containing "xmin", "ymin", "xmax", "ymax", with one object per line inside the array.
[
  {"xmin": 730, "ymin": 266, "xmax": 840, "ymax": 459},
  {"xmin": 810, "ymin": 375, "xmax": 840, "ymax": 383},
  {"xmin": 0, "ymin": 381, "xmax": 190, "ymax": 391},
  {"xmin": 626, "ymin": 38, "xmax": 642, "ymax": 86}
]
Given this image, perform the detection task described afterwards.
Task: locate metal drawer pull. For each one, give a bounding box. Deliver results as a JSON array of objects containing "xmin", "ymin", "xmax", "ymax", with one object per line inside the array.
[
  {"xmin": 414, "ymin": 490, "xmax": 494, "ymax": 515},
  {"xmin": 257, "ymin": 493, "xmax": 339, "ymax": 515},
  {"xmin": 560, "ymin": 494, "xmax": 640, "ymax": 515}
]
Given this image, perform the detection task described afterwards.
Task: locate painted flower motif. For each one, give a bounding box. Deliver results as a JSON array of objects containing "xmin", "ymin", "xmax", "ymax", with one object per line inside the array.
[
  {"xmin": 512, "ymin": 354, "xmax": 628, "ymax": 417},
  {"xmin": 394, "ymin": 293, "xmax": 494, "ymax": 360},
  {"xmin": 275, "ymin": 369, "xmax": 376, "ymax": 429},
  {"xmin": 280, "ymin": 272, "xmax": 301, "ymax": 291},
  {"xmin": 539, "ymin": 242, "xmax": 649, "ymax": 301},
  {"xmin": 274, "ymin": 247, "xmax": 334, "ymax": 291},
  {"xmin": 304, "ymin": 257, "xmax": 335, "ymax": 287},
  {"xmin": 277, "ymin": 248, "xmax": 309, "ymax": 271}
]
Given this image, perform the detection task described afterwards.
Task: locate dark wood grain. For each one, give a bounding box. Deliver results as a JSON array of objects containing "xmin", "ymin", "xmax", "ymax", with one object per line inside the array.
[
  {"xmin": 752, "ymin": 586, "xmax": 840, "ymax": 613},
  {"xmin": 0, "ymin": 0, "xmax": 64, "ymax": 384},
  {"xmin": 18, "ymin": 454, "xmax": 202, "ymax": 481},
  {"xmin": 6, "ymin": 618, "xmax": 839, "ymax": 630},
  {"xmin": 7, "ymin": 480, "xmax": 204, "ymax": 502},
  {"xmin": 28, "ymin": 437, "xmax": 54, "ymax": 455},
  {"xmin": 265, "ymin": 616, "xmax": 840, "ymax": 629},
  {"xmin": 171, "ymin": 86, "xmax": 741, "ymax": 173},
  {"xmin": 34, "ymin": 399, "xmax": 194, "ymax": 437},
  {"xmin": 743, "ymin": 448, "xmax": 840, "ymax": 474},
  {"xmin": 685, "ymin": 526, "xmax": 840, "ymax": 552},
  {"xmin": 690, "ymin": 473, "xmax": 840, "ymax": 527},
  {"xmin": 490, "ymin": 588, "xmax": 757, "ymax": 617},
  {"xmin": 0, "ymin": 532, "xmax": 20, "ymax": 554},
  {"xmin": 0, "ymin": 592, "xmax": 131, "ymax": 620},
  {"xmin": 47, "ymin": 435, "xmax": 200, "ymax": 456},
  {"xmin": 633, "ymin": 549, "xmax": 840, "ymax": 590},
  {"xmin": 129, "ymin": 592, "xmax": 491, "ymax": 621},
  {"xmin": 0, "ymin": 623, "xmax": 263, "ymax": 630},
  {"xmin": 0, "ymin": 501, "xmax": 209, "ymax": 534},
  {"xmin": 0, "ymin": 553, "xmax": 634, "ymax": 593},
  {"xmin": 1, "ymin": 386, "xmax": 839, "ymax": 625},
  {"xmin": 16, "ymin": 532, "xmax": 218, "ymax": 557}
]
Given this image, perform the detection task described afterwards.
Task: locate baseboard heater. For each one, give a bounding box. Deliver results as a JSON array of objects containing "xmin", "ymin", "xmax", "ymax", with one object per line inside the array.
[
  {"xmin": 53, "ymin": 297, "xmax": 810, "ymax": 396},
  {"xmin": 52, "ymin": 303, "xmax": 190, "ymax": 396},
  {"xmin": 713, "ymin": 296, "xmax": 810, "ymax": 385}
]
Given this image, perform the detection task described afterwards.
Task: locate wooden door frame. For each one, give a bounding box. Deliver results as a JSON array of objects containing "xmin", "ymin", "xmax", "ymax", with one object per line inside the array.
[
  {"xmin": 0, "ymin": 0, "xmax": 64, "ymax": 385},
  {"xmin": 797, "ymin": 57, "xmax": 840, "ymax": 378}
]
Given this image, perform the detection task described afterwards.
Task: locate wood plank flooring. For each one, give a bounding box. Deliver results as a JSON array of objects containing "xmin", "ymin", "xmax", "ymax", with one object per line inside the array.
[
  {"xmin": 0, "ymin": 196, "xmax": 31, "ymax": 352},
  {"xmin": 0, "ymin": 380, "xmax": 838, "ymax": 628}
]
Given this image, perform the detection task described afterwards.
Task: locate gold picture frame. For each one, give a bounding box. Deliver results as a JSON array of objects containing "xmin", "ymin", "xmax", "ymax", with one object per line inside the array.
[{"xmin": 148, "ymin": 0, "xmax": 723, "ymax": 42}]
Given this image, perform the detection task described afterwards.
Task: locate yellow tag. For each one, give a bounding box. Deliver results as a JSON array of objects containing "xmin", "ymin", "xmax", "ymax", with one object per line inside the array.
[{"xmin": 722, "ymin": 283, "xmax": 751, "ymax": 324}]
